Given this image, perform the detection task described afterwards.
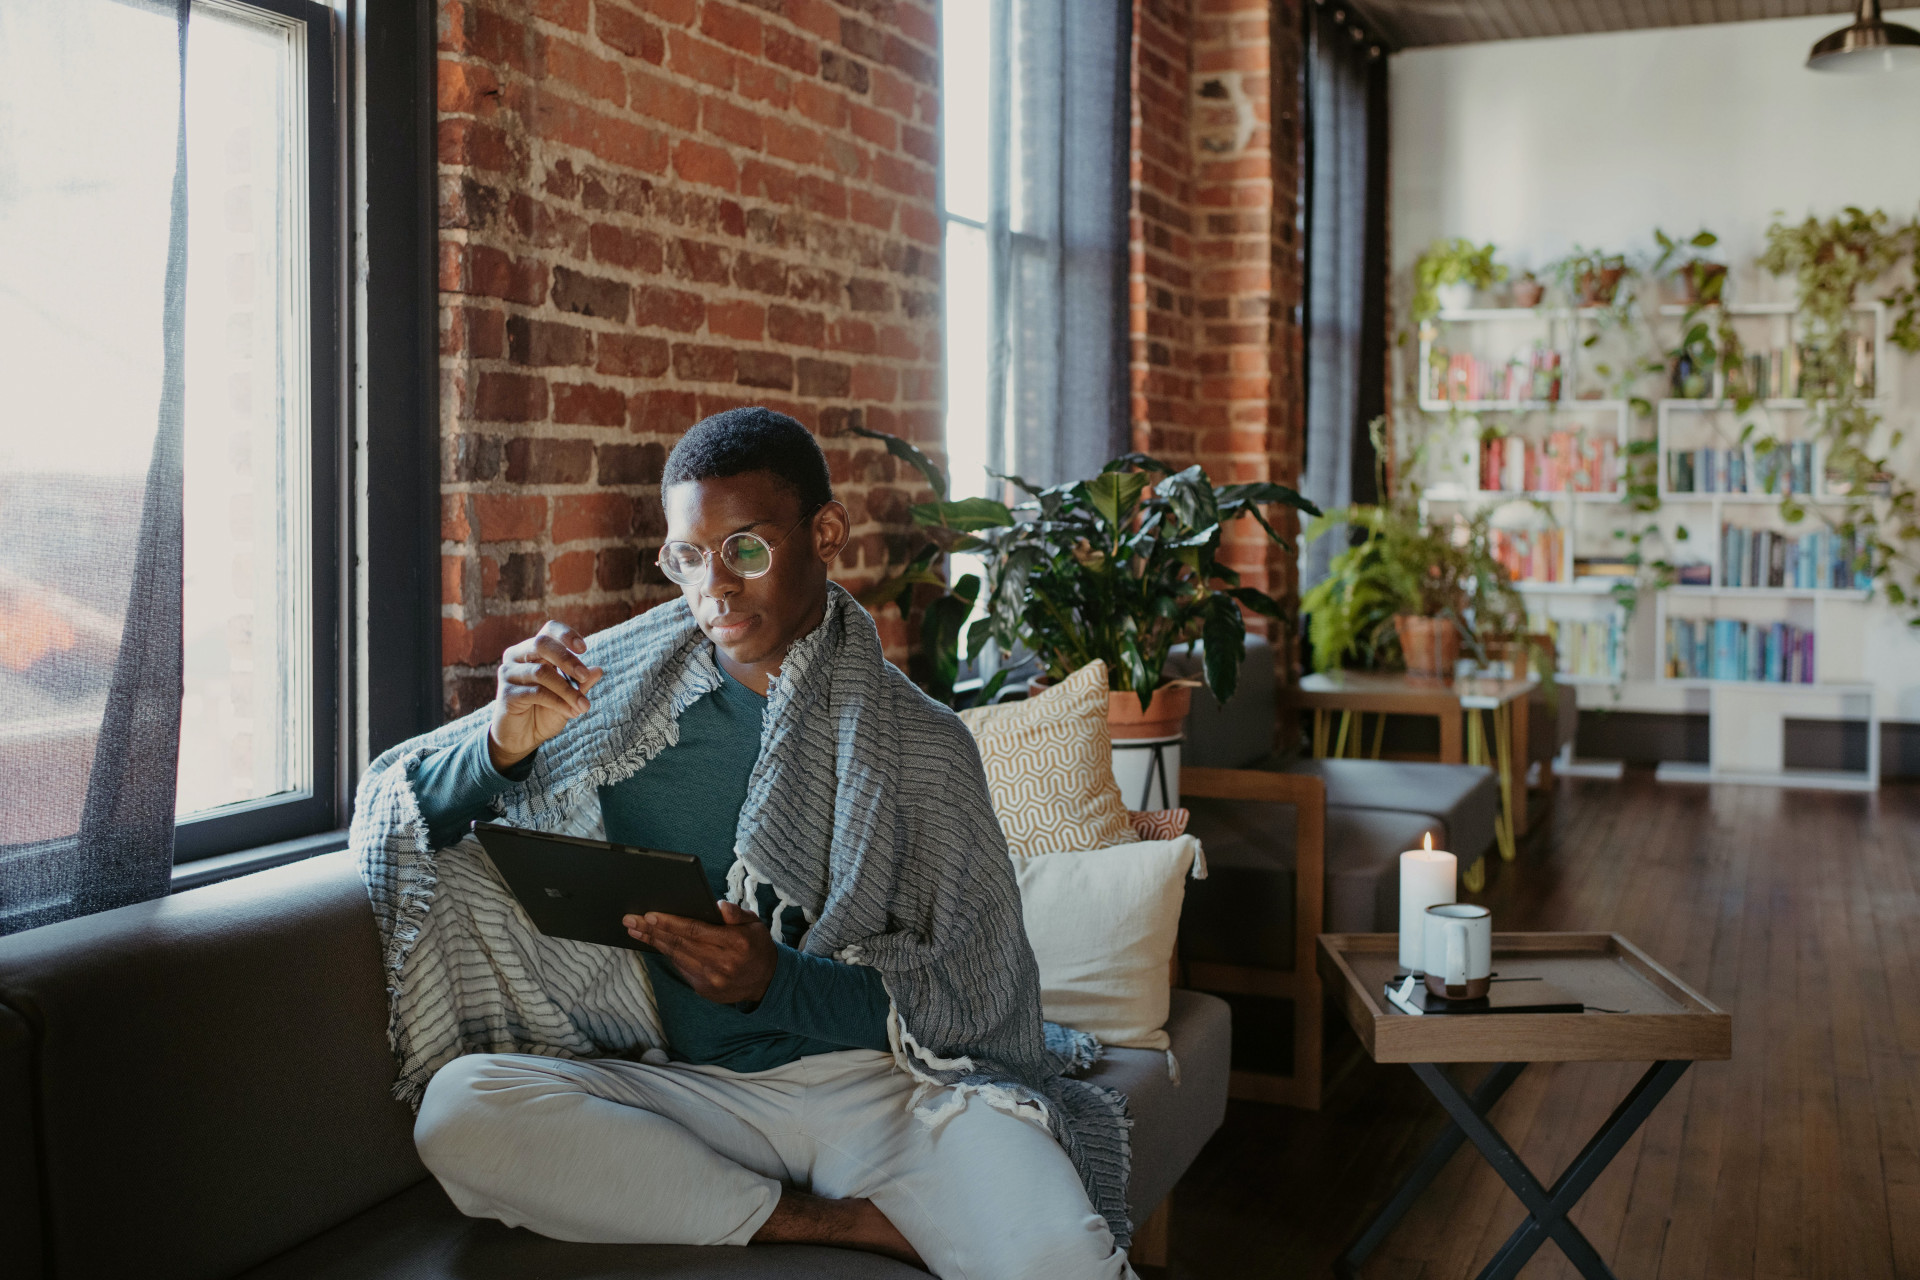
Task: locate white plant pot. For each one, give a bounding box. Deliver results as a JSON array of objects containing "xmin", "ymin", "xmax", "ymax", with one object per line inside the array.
[
  {"xmin": 1435, "ymin": 281, "xmax": 1475, "ymax": 313},
  {"xmin": 1111, "ymin": 740, "xmax": 1181, "ymax": 812}
]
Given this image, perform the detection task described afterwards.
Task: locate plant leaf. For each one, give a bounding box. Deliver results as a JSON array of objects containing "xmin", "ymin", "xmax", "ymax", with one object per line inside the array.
[
  {"xmin": 846, "ymin": 424, "xmax": 948, "ymax": 500},
  {"xmin": 1082, "ymin": 471, "xmax": 1150, "ymax": 531},
  {"xmin": 912, "ymin": 496, "xmax": 1015, "ymax": 531}
]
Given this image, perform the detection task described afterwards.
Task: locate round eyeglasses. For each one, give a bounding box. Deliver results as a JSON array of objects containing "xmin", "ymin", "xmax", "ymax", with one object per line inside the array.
[{"xmin": 656, "ymin": 504, "xmax": 823, "ymax": 587}]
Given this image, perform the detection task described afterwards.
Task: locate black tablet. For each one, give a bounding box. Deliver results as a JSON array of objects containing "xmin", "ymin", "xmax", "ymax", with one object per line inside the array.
[{"xmin": 471, "ymin": 820, "xmax": 725, "ymax": 953}]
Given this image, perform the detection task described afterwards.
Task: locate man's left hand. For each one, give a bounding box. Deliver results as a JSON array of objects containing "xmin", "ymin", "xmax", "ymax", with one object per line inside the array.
[{"xmin": 625, "ymin": 902, "xmax": 778, "ymax": 1005}]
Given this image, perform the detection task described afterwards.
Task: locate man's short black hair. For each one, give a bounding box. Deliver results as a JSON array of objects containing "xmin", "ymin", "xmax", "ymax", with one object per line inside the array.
[{"xmin": 661, "ymin": 406, "xmax": 833, "ymax": 510}]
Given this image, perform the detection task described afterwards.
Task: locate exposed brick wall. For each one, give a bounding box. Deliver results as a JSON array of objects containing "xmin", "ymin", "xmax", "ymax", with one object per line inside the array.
[
  {"xmin": 1129, "ymin": 0, "xmax": 1305, "ymax": 635},
  {"xmin": 437, "ymin": 0, "xmax": 942, "ymax": 718}
]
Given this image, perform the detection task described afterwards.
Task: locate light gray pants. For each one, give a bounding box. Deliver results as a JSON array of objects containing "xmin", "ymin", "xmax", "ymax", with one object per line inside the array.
[{"xmin": 414, "ymin": 1049, "xmax": 1135, "ymax": 1280}]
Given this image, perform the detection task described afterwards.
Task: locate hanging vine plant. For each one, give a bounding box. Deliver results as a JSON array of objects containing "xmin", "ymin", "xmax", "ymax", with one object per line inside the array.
[{"xmin": 1758, "ymin": 207, "xmax": 1920, "ymax": 614}]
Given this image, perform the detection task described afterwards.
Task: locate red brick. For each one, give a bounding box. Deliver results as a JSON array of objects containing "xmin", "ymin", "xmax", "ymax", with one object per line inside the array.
[
  {"xmin": 848, "ymin": 103, "xmax": 895, "ymax": 149},
  {"xmin": 542, "ymin": 36, "xmax": 625, "ymax": 105},
  {"xmin": 596, "ymin": 332, "xmax": 671, "ymax": 377},
  {"xmin": 850, "ymin": 363, "xmax": 897, "ymax": 403},
  {"xmin": 442, "ymin": 555, "xmax": 466, "ymax": 604},
  {"xmin": 547, "ymin": 550, "xmax": 596, "ymax": 596},
  {"xmin": 767, "ymin": 304, "xmax": 825, "ymax": 347},
  {"xmin": 797, "ymin": 174, "xmax": 847, "ymax": 218},
  {"xmin": 552, "ymin": 382, "xmax": 629, "ymax": 426},
  {"xmin": 895, "ymin": 0, "xmax": 937, "ymax": 46},
  {"xmin": 474, "ymin": 371, "xmax": 549, "ymax": 422},
  {"xmin": 628, "ymin": 67, "xmax": 699, "ymax": 129},
  {"xmin": 533, "ymin": 0, "xmax": 588, "ymax": 30},
  {"xmin": 707, "ymin": 299, "xmax": 765, "ymax": 341},
  {"xmin": 763, "ymin": 116, "xmax": 822, "ymax": 167},
  {"xmin": 506, "ymin": 315, "xmax": 593, "ymax": 366},
  {"xmin": 783, "ymin": 0, "xmax": 841, "ymax": 42},
  {"xmin": 442, "ymin": 495, "xmax": 471, "ymax": 542},
  {"xmin": 535, "ymin": 96, "xmax": 669, "ymax": 174},
  {"xmin": 791, "ymin": 79, "xmax": 847, "ymax": 129},
  {"xmin": 699, "ymin": 1, "xmax": 760, "ymax": 54},
  {"xmin": 629, "ymin": 389, "xmax": 700, "ymax": 433},
  {"xmin": 635, "ymin": 284, "xmax": 706, "ymax": 332},
  {"xmin": 438, "ymin": 118, "xmax": 512, "ymax": 172},
  {"xmin": 872, "ymin": 151, "xmax": 931, "ymax": 199},
  {"xmin": 473, "ymin": 493, "xmax": 549, "ymax": 541},
  {"xmin": 826, "ymin": 317, "xmax": 876, "ymax": 353},
  {"xmin": 900, "ymin": 123, "xmax": 937, "ymax": 165},
  {"xmin": 796, "ymin": 357, "xmax": 850, "ymax": 398},
  {"xmin": 505, "ymin": 436, "xmax": 594, "ymax": 483},
  {"xmin": 666, "ymin": 237, "xmax": 730, "ymax": 284},
  {"xmin": 589, "ymin": 222, "xmax": 665, "ymax": 273},
  {"xmin": 552, "ymin": 492, "xmax": 636, "ymax": 543},
  {"xmin": 671, "ymin": 343, "xmax": 737, "ymax": 383},
  {"xmin": 596, "ymin": 1, "xmax": 665, "ymax": 63},
  {"xmin": 736, "ymin": 350, "xmax": 793, "ymax": 389},
  {"xmin": 597, "ymin": 441, "xmax": 667, "ymax": 484},
  {"xmin": 763, "ymin": 26, "xmax": 818, "ymax": 75},
  {"xmin": 736, "ymin": 60, "xmax": 791, "ymax": 109},
  {"xmin": 732, "ymin": 252, "xmax": 787, "ymax": 296},
  {"xmin": 446, "ymin": 243, "xmax": 549, "ymax": 305},
  {"xmin": 596, "ymin": 546, "xmax": 641, "ymax": 591},
  {"xmin": 672, "ymin": 138, "xmax": 739, "ymax": 191},
  {"xmin": 701, "ymin": 95, "xmax": 764, "ymax": 151},
  {"xmin": 667, "ymin": 30, "xmax": 735, "ymax": 90},
  {"xmin": 446, "ymin": 305, "xmax": 507, "ymax": 359},
  {"xmin": 442, "ymin": 611, "xmax": 548, "ymax": 667},
  {"xmin": 737, "ymin": 158, "xmax": 798, "ymax": 207},
  {"xmin": 439, "ymin": 59, "xmax": 500, "ymax": 114},
  {"xmin": 849, "ymin": 188, "xmax": 895, "ymax": 231},
  {"xmin": 898, "ymin": 201, "xmax": 940, "ymax": 246}
]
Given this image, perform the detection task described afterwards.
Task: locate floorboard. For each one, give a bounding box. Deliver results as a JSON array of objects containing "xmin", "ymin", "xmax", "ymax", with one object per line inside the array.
[{"xmin": 1164, "ymin": 771, "xmax": 1920, "ymax": 1279}]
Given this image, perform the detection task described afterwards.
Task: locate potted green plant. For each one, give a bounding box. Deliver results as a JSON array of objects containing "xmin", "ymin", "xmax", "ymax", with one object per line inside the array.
[
  {"xmin": 1653, "ymin": 227, "xmax": 1725, "ymax": 305},
  {"xmin": 1413, "ymin": 238, "xmax": 1506, "ymax": 319},
  {"xmin": 1510, "ymin": 271, "xmax": 1545, "ymax": 309},
  {"xmin": 851, "ymin": 428, "xmax": 1319, "ymax": 726},
  {"xmin": 1300, "ymin": 501, "xmax": 1468, "ymax": 677},
  {"xmin": 1548, "ymin": 246, "xmax": 1630, "ymax": 307}
]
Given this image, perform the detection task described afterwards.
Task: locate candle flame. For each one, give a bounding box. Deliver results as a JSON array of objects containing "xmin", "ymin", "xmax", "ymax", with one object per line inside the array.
[{"xmin": 1423, "ymin": 831, "xmax": 1433, "ymax": 853}]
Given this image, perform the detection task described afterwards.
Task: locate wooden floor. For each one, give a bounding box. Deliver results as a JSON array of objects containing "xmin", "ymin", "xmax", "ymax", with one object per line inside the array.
[{"xmin": 1160, "ymin": 771, "xmax": 1920, "ymax": 1279}]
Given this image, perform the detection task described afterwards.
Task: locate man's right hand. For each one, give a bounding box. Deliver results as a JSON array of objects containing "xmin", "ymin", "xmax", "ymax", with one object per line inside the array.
[{"xmin": 487, "ymin": 621, "xmax": 605, "ymax": 773}]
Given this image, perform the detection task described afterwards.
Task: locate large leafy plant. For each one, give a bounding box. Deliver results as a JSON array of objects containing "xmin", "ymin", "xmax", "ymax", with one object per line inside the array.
[
  {"xmin": 850, "ymin": 427, "xmax": 1319, "ymax": 708},
  {"xmin": 1412, "ymin": 238, "xmax": 1505, "ymax": 320}
]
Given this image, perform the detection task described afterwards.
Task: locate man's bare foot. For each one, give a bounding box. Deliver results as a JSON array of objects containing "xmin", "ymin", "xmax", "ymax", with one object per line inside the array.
[{"xmin": 751, "ymin": 1190, "xmax": 925, "ymax": 1269}]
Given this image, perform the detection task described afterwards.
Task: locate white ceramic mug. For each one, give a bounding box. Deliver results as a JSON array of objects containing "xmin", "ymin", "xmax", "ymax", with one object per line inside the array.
[{"xmin": 1423, "ymin": 903, "xmax": 1492, "ymax": 999}]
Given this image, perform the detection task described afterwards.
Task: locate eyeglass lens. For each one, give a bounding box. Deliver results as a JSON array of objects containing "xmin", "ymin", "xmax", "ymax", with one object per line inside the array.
[{"xmin": 658, "ymin": 531, "xmax": 775, "ymax": 585}]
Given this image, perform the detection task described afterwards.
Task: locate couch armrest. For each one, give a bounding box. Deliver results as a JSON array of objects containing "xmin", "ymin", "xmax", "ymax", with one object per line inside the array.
[{"xmin": 1177, "ymin": 766, "xmax": 1325, "ymax": 1109}]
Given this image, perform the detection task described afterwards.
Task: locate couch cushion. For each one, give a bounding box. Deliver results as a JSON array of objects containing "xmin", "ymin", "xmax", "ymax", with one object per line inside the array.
[
  {"xmin": 234, "ymin": 992, "xmax": 1232, "ymax": 1279},
  {"xmin": 1168, "ymin": 636, "xmax": 1276, "ymax": 771},
  {"xmin": 1086, "ymin": 988, "xmax": 1230, "ymax": 1221},
  {"xmin": 0, "ymin": 851, "xmax": 424, "ymax": 1280},
  {"xmin": 1178, "ymin": 799, "xmax": 1444, "ymax": 965},
  {"xmin": 1274, "ymin": 757, "xmax": 1497, "ymax": 862}
]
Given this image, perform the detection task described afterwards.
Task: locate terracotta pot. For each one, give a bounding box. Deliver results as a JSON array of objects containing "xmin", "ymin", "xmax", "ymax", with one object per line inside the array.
[
  {"xmin": 1510, "ymin": 277, "xmax": 1544, "ymax": 308},
  {"xmin": 1394, "ymin": 614, "xmax": 1461, "ymax": 680},
  {"xmin": 1577, "ymin": 267, "xmax": 1624, "ymax": 307},
  {"xmin": 1026, "ymin": 676, "xmax": 1194, "ymax": 741},
  {"xmin": 1681, "ymin": 261, "xmax": 1726, "ymax": 305}
]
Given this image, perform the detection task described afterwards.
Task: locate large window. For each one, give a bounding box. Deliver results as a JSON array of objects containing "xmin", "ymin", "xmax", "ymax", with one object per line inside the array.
[
  {"xmin": 940, "ymin": 2, "xmax": 995, "ymax": 506},
  {"xmin": 0, "ymin": 0, "xmax": 338, "ymax": 872}
]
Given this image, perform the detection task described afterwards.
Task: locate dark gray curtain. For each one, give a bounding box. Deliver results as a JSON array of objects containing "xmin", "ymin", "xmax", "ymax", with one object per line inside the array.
[
  {"xmin": 987, "ymin": 0, "xmax": 1133, "ymax": 488},
  {"xmin": 1300, "ymin": 5, "xmax": 1388, "ymax": 590},
  {"xmin": 0, "ymin": 0, "xmax": 189, "ymax": 934}
]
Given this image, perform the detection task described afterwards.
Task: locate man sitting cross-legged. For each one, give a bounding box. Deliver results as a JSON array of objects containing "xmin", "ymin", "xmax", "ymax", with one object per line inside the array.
[{"xmin": 350, "ymin": 407, "xmax": 1135, "ymax": 1279}]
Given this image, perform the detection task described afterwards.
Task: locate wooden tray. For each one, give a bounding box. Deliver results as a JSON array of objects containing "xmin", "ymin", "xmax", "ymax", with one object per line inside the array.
[{"xmin": 1317, "ymin": 932, "xmax": 1732, "ymax": 1064}]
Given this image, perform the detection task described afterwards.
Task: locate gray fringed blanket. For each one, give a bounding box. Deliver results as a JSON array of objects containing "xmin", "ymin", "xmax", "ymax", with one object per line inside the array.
[{"xmin": 350, "ymin": 584, "xmax": 1134, "ymax": 1245}]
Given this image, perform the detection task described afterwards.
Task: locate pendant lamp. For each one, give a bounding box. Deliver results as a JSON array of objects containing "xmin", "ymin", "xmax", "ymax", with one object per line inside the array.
[{"xmin": 1807, "ymin": 0, "xmax": 1920, "ymax": 72}]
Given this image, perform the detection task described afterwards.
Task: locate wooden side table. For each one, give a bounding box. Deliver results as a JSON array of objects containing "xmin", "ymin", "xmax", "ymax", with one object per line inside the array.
[
  {"xmin": 1318, "ymin": 932, "xmax": 1731, "ymax": 1280},
  {"xmin": 1293, "ymin": 672, "xmax": 1536, "ymax": 875}
]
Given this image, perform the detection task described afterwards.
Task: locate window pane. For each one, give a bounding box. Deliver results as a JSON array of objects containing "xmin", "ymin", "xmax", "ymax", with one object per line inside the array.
[
  {"xmin": 940, "ymin": 0, "xmax": 989, "ymax": 222},
  {"xmin": 177, "ymin": 0, "xmax": 311, "ymax": 818},
  {"xmin": 943, "ymin": 221, "xmax": 991, "ymax": 502}
]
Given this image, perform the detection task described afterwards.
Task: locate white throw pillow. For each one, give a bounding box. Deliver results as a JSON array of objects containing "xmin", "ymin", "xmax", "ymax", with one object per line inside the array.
[{"xmin": 1012, "ymin": 835, "xmax": 1205, "ymax": 1051}]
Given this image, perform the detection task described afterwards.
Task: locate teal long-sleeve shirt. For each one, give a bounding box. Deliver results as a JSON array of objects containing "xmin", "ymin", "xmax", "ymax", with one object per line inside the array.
[{"xmin": 407, "ymin": 666, "xmax": 891, "ymax": 1072}]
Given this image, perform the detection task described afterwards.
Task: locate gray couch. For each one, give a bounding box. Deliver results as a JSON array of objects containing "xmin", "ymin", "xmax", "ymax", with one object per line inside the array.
[{"xmin": 0, "ymin": 852, "xmax": 1230, "ymax": 1279}]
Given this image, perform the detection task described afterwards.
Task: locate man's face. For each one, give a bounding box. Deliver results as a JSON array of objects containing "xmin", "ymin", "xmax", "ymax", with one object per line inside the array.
[{"xmin": 661, "ymin": 472, "xmax": 849, "ymax": 680}]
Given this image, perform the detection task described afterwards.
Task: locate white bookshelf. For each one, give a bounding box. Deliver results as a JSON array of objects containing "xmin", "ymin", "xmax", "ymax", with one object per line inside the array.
[{"xmin": 1410, "ymin": 301, "xmax": 1892, "ymax": 788}]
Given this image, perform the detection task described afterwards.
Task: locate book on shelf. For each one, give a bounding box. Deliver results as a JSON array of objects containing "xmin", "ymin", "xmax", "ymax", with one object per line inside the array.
[
  {"xmin": 1665, "ymin": 441, "xmax": 1812, "ymax": 495},
  {"xmin": 1480, "ymin": 432, "xmax": 1616, "ymax": 494},
  {"xmin": 1676, "ymin": 562, "xmax": 1712, "ymax": 586},
  {"xmin": 1489, "ymin": 527, "xmax": 1564, "ymax": 584},
  {"xmin": 1718, "ymin": 524, "xmax": 1871, "ymax": 590},
  {"xmin": 1427, "ymin": 344, "xmax": 1564, "ymax": 403},
  {"xmin": 1573, "ymin": 556, "xmax": 1633, "ymax": 580},
  {"xmin": 1548, "ymin": 616, "xmax": 1620, "ymax": 679},
  {"xmin": 1664, "ymin": 617, "xmax": 1815, "ymax": 684}
]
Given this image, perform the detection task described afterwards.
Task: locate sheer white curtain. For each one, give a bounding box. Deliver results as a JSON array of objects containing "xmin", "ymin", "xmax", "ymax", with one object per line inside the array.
[
  {"xmin": 987, "ymin": 0, "xmax": 1133, "ymax": 489},
  {"xmin": 0, "ymin": 0, "xmax": 189, "ymax": 933}
]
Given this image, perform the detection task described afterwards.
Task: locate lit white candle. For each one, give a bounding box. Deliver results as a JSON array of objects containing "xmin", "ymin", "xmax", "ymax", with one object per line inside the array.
[{"xmin": 1399, "ymin": 832, "xmax": 1457, "ymax": 972}]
